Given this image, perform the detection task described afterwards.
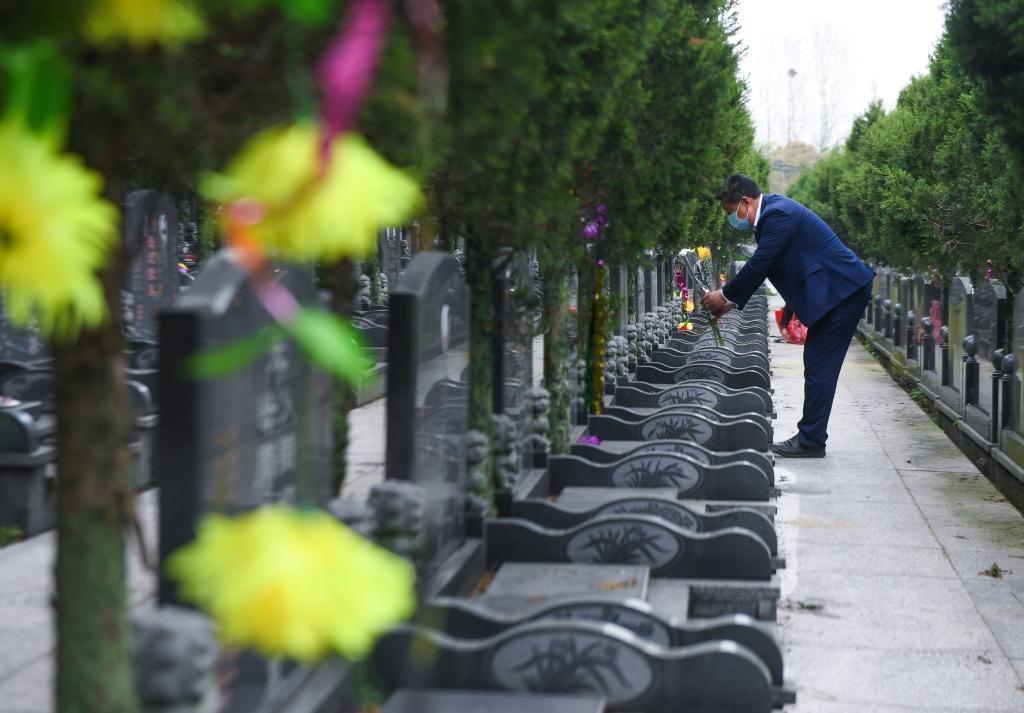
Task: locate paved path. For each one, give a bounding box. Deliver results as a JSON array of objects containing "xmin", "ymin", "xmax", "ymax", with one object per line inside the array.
[{"xmin": 773, "ymin": 310, "xmax": 1024, "ymax": 711}]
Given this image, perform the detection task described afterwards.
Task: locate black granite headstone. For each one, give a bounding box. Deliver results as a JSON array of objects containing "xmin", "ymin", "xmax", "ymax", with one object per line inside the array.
[
  {"xmin": 122, "ymin": 190, "xmax": 178, "ymax": 341},
  {"xmin": 385, "ymin": 252, "xmax": 469, "ymax": 580}
]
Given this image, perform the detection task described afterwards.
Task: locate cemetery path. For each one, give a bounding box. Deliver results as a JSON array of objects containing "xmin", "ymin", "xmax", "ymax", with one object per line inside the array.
[
  {"xmin": 0, "ymin": 491, "xmax": 157, "ymax": 713},
  {"xmin": 773, "ymin": 298, "xmax": 1024, "ymax": 712}
]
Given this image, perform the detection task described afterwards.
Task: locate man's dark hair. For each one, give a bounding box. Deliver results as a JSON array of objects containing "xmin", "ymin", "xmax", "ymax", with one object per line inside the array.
[{"xmin": 716, "ymin": 174, "xmax": 761, "ymax": 203}]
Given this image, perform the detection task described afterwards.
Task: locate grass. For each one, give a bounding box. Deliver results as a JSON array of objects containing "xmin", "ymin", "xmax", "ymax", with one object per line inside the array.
[{"xmin": 0, "ymin": 525, "xmax": 23, "ymax": 548}]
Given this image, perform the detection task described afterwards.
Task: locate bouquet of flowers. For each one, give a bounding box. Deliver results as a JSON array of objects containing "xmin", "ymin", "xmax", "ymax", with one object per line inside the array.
[{"xmin": 680, "ymin": 247, "xmax": 724, "ymax": 347}]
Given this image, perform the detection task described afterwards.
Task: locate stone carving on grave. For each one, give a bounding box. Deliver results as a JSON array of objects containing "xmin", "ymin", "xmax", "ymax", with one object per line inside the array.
[
  {"xmin": 492, "ymin": 413, "xmax": 521, "ymax": 489},
  {"xmin": 609, "ymin": 454, "xmax": 701, "ymax": 489},
  {"xmin": 132, "ymin": 606, "xmax": 219, "ymax": 713},
  {"xmin": 464, "ymin": 430, "xmax": 492, "ymax": 518},
  {"xmin": 639, "ymin": 414, "xmax": 715, "ymax": 443},
  {"xmin": 379, "ymin": 273, "xmax": 389, "ymax": 304},
  {"xmin": 368, "ymin": 480, "xmax": 427, "ymax": 558},
  {"xmin": 631, "ymin": 442, "xmax": 713, "ymax": 465},
  {"xmin": 519, "ymin": 387, "xmax": 551, "ymax": 455},
  {"xmin": 487, "ymin": 628, "xmax": 655, "ymax": 706},
  {"xmin": 593, "ymin": 498, "xmax": 700, "ymax": 532},
  {"xmin": 358, "ymin": 274, "xmax": 372, "ymax": 311},
  {"xmin": 614, "ymin": 335, "xmax": 629, "ymax": 378},
  {"xmin": 625, "ymin": 324, "xmax": 639, "ymax": 370},
  {"xmin": 572, "ymin": 356, "xmax": 586, "ymax": 420},
  {"xmin": 544, "ymin": 602, "xmax": 673, "ymax": 647},
  {"xmin": 656, "ymin": 385, "xmax": 721, "ymax": 409},
  {"xmin": 564, "ymin": 519, "xmax": 683, "ymax": 570},
  {"xmin": 603, "ymin": 338, "xmax": 618, "ymax": 388}
]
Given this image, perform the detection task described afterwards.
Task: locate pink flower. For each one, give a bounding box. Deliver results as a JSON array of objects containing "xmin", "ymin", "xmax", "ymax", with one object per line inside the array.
[{"xmin": 317, "ymin": 0, "xmax": 390, "ymax": 146}]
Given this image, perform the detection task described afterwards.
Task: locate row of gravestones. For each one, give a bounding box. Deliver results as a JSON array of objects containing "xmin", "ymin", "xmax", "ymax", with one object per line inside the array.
[
  {"xmin": 119, "ymin": 247, "xmax": 788, "ymax": 712},
  {"xmin": 860, "ymin": 268, "xmax": 1024, "ymax": 484},
  {"xmin": 0, "ymin": 190, "xmax": 178, "ymax": 537},
  {"xmin": 363, "ymin": 254, "xmax": 793, "ymax": 712}
]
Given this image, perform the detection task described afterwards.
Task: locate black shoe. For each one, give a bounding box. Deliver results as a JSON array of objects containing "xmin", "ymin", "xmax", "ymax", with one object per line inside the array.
[{"xmin": 772, "ymin": 435, "xmax": 826, "ymax": 458}]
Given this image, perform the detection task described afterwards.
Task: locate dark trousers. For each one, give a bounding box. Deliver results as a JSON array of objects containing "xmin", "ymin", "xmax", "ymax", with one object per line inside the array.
[{"xmin": 797, "ymin": 283, "xmax": 872, "ymax": 449}]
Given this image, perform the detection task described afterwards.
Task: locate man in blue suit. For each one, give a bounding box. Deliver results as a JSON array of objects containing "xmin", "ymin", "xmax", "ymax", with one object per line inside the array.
[{"xmin": 702, "ymin": 174, "xmax": 874, "ymax": 458}]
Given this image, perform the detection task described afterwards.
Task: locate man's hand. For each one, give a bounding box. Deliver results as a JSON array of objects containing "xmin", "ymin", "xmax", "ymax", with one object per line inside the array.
[{"xmin": 701, "ymin": 290, "xmax": 734, "ymax": 318}]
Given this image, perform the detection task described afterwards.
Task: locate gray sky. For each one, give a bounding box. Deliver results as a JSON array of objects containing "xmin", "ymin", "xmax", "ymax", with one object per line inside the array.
[{"xmin": 734, "ymin": 0, "xmax": 949, "ymax": 149}]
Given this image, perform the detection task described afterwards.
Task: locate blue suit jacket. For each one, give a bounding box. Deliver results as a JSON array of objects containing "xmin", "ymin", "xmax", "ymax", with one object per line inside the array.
[{"xmin": 722, "ymin": 194, "xmax": 873, "ymax": 327}]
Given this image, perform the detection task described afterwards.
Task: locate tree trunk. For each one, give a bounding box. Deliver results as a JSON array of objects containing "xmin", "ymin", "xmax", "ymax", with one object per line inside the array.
[
  {"xmin": 541, "ymin": 255, "xmax": 571, "ymax": 453},
  {"xmin": 324, "ymin": 258, "xmax": 360, "ymax": 495},
  {"xmin": 54, "ymin": 253, "xmax": 137, "ymax": 713}
]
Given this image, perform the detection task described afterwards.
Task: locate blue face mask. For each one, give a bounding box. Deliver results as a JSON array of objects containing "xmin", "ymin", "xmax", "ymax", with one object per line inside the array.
[{"xmin": 728, "ymin": 203, "xmax": 751, "ymax": 231}]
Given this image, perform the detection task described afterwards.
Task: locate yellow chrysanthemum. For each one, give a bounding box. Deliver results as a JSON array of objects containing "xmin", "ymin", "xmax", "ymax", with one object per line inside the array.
[
  {"xmin": 685, "ymin": 299, "xmax": 694, "ymax": 313},
  {"xmin": 201, "ymin": 123, "xmax": 422, "ymax": 262},
  {"xmin": 84, "ymin": 0, "xmax": 206, "ymax": 48},
  {"xmin": 0, "ymin": 122, "xmax": 116, "ymax": 337},
  {"xmin": 697, "ymin": 246, "xmax": 712, "ymax": 261},
  {"xmin": 168, "ymin": 505, "xmax": 416, "ymax": 662}
]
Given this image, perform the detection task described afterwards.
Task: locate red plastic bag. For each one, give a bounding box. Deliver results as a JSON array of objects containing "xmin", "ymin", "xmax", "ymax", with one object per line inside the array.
[{"xmin": 774, "ymin": 308, "xmax": 807, "ymax": 345}]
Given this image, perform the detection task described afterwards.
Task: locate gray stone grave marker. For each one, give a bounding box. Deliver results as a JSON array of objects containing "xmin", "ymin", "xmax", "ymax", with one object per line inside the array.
[
  {"xmin": 156, "ymin": 250, "xmax": 333, "ymax": 712},
  {"xmin": 945, "ymin": 276, "xmax": 973, "ymax": 411},
  {"xmin": 385, "ymin": 252, "xmax": 470, "ymax": 582},
  {"xmin": 0, "ymin": 296, "xmax": 49, "ymax": 364},
  {"xmin": 371, "ymin": 620, "xmax": 776, "ymax": 713},
  {"xmin": 970, "ymin": 280, "xmax": 1006, "ymax": 425}
]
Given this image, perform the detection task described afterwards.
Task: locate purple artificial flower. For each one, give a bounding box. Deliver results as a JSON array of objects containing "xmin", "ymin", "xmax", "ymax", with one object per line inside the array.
[
  {"xmin": 577, "ymin": 433, "xmax": 601, "ymax": 445},
  {"xmin": 581, "ymin": 221, "xmax": 599, "ymax": 239}
]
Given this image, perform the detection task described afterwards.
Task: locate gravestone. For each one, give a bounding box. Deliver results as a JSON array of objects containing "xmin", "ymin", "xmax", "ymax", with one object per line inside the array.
[
  {"xmin": 381, "ymin": 226, "xmax": 404, "ymax": 293},
  {"xmin": 0, "ymin": 297, "xmax": 49, "ymax": 363},
  {"xmin": 608, "ymin": 263, "xmax": 627, "ymax": 335},
  {"xmin": 385, "ymin": 252, "xmax": 470, "ymax": 581},
  {"xmin": 645, "ymin": 263, "xmax": 658, "ymax": 313},
  {"xmin": 971, "ymin": 280, "xmax": 1006, "ymax": 421},
  {"xmin": 945, "ymin": 276, "xmax": 973, "ymax": 411},
  {"xmin": 156, "ymin": 250, "xmax": 334, "ymax": 711},
  {"xmin": 122, "ymin": 190, "xmax": 179, "ymax": 341},
  {"xmin": 372, "ymin": 620, "xmax": 776, "ymax": 713},
  {"xmin": 1006, "ymin": 289, "xmax": 1024, "ymax": 466}
]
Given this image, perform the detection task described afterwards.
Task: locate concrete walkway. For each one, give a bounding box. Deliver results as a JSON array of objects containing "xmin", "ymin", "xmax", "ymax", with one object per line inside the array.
[{"xmin": 773, "ymin": 312, "xmax": 1024, "ymax": 711}]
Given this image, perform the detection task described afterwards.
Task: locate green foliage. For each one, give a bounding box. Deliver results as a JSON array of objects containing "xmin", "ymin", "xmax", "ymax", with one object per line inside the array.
[
  {"xmin": 0, "ymin": 525, "xmax": 22, "ymax": 548},
  {"xmin": 790, "ymin": 40, "xmax": 1024, "ymax": 289},
  {"xmin": 187, "ymin": 309, "xmax": 371, "ymax": 384},
  {"xmin": 947, "ymin": 0, "xmax": 1024, "ymax": 169}
]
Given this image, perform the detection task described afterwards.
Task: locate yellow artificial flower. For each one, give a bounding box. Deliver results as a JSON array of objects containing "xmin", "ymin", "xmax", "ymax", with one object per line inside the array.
[
  {"xmin": 0, "ymin": 122, "xmax": 116, "ymax": 337},
  {"xmin": 84, "ymin": 0, "xmax": 206, "ymax": 48},
  {"xmin": 697, "ymin": 246, "xmax": 712, "ymax": 261},
  {"xmin": 201, "ymin": 123, "xmax": 422, "ymax": 262},
  {"xmin": 685, "ymin": 299, "xmax": 694, "ymax": 313},
  {"xmin": 168, "ymin": 505, "xmax": 415, "ymax": 662}
]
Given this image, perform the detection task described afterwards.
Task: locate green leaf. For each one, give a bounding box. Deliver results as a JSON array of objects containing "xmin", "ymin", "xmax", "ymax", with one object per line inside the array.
[
  {"xmin": 0, "ymin": 41, "xmax": 71, "ymax": 140},
  {"xmin": 275, "ymin": 0, "xmax": 339, "ymax": 25},
  {"xmin": 285, "ymin": 308, "xmax": 372, "ymax": 384},
  {"xmin": 185, "ymin": 326, "xmax": 285, "ymax": 379}
]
